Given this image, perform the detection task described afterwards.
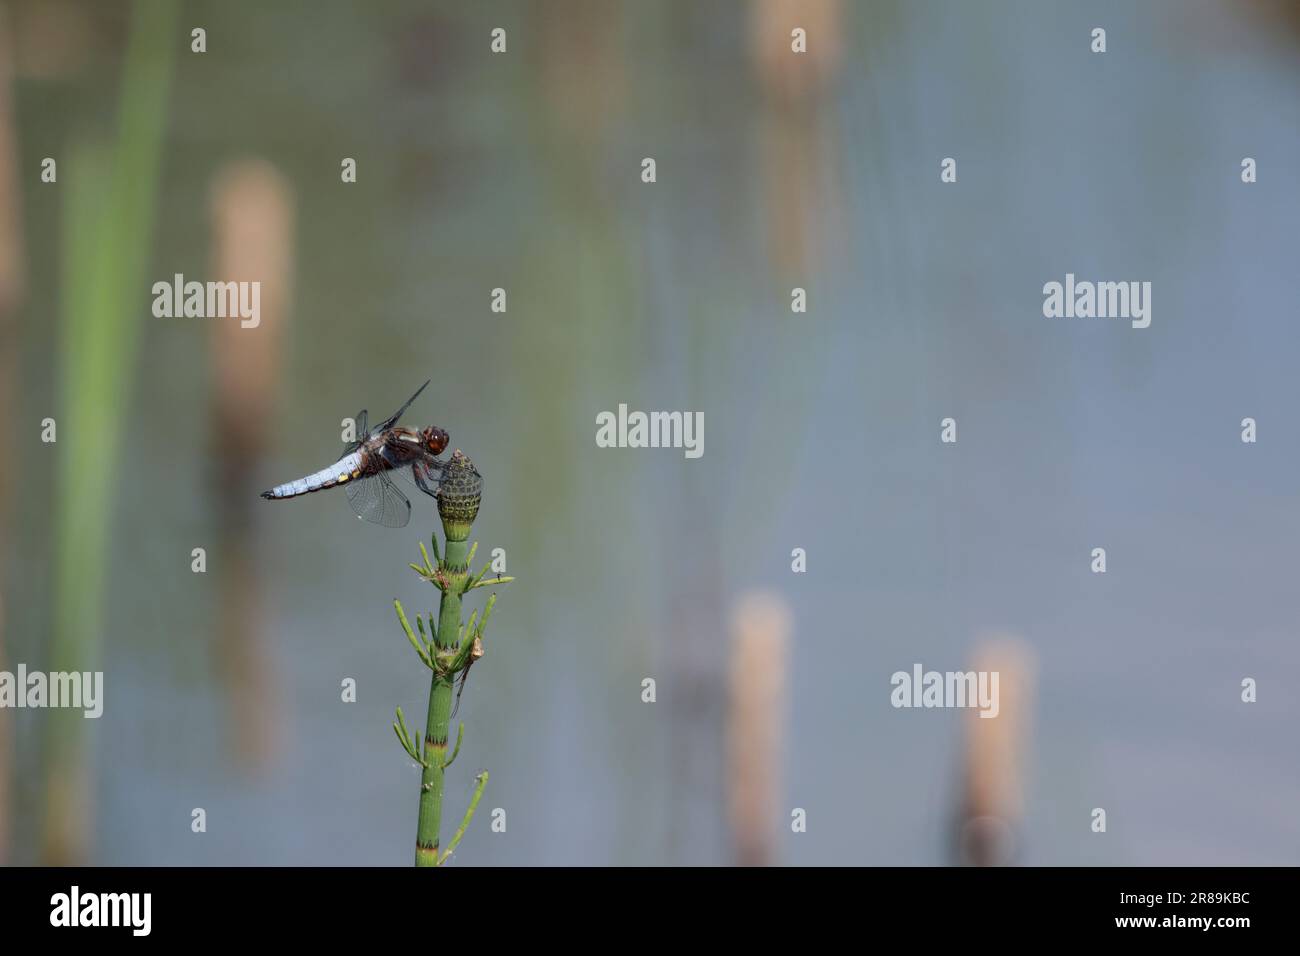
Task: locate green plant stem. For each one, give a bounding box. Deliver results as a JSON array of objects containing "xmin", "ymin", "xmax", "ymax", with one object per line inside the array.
[
  {"xmin": 45, "ymin": 0, "xmax": 176, "ymax": 864},
  {"xmin": 414, "ymin": 534, "xmax": 470, "ymax": 866},
  {"xmin": 438, "ymin": 771, "xmax": 488, "ymax": 865}
]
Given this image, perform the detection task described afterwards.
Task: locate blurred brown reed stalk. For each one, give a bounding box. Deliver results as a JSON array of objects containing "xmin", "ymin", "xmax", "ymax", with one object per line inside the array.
[
  {"xmin": 538, "ymin": 0, "xmax": 625, "ymax": 154},
  {"xmin": 750, "ymin": 0, "xmax": 843, "ymax": 278},
  {"xmin": 0, "ymin": 5, "xmax": 26, "ymax": 865},
  {"xmin": 9, "ymin": 0, "xmax": 94, "ymax": 82},
  {"xmin": 954, "ymin": 636, "xmax": 1035, "ymax": 866},
  {"xmin": 727, "ymin": 591, "xmax": 792, "ymax": 867},
  {"xmin": 1228, "ymin": 1, "xmax": 1300, "ymax": 45},
  {"xmin": 752, "ymin": 0, "xmax": 843, "ymax": 103},
  {"xmin": 209, "ymin": 160, "xmax": 293, "ymax": 770}
]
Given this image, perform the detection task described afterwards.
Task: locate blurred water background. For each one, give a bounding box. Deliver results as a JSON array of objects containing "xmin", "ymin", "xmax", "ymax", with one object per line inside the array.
[{"xmin": 1, "ymin": 0, "xmax": 1298, "ymax": 865}]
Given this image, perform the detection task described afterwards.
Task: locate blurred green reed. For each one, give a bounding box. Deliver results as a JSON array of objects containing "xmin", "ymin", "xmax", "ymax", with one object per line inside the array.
[{"xmin": 43, "ymin": 0, "xmax": 175, "ymax": 863}]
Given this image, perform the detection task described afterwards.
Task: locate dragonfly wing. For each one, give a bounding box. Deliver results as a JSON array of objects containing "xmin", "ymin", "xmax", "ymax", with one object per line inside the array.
[
  {"xmin": 390, "ymin": 459, "xmax": 445, "ymax": 499},
  {"xmin": 345, "ymin": 470, "xmax": 412, "ymax": 527},
  {"xmin": 377, "ymin": 380, "xmax": 430, "ymax": 432},
  {"xmin": 388, "ymin": 463, "xmax": 417, "ymax": 490},
  {"xmin": 338, "ymin": 409, "xmax": 369, "ymax": 459}
]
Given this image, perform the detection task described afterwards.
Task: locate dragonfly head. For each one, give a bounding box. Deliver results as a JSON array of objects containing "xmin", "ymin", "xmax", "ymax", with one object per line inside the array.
[{"xmin": 422, "ymin": 426, "xmax": 450, "ymax": 456}]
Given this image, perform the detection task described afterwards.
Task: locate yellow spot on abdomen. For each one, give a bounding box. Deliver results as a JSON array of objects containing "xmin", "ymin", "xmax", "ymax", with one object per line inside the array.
[{"xmin": 337, "ymin": 473, "xmax": 349, "ymax": 483}]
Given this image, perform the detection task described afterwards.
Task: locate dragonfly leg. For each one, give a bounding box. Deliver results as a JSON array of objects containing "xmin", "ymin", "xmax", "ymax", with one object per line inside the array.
[{"xmin": 413, "ymin": 466, "xmax": 440, "ymax": 499}]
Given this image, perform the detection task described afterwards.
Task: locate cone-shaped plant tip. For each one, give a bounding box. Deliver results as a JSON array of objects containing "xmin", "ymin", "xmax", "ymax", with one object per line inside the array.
[{"xmin": 437, "ymin": 450, "xmax": 482, "ymax": 545}]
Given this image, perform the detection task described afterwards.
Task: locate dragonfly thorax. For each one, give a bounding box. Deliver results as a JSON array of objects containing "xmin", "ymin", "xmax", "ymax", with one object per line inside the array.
[{"xmin": 374, "ymin": 426, "xmax": 447, "ymax": 461}]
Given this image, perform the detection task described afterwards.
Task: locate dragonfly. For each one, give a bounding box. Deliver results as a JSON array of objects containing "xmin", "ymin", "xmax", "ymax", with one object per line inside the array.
[{"xmin": 261, "ymin": 380, "xmax": 449, "ymax": 528}]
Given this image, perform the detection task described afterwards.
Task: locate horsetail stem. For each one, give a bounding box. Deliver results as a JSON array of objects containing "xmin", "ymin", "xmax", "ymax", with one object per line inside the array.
[{"xmin": 399, "ymin": 451, "xmax": 507, "ymax": 867}]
